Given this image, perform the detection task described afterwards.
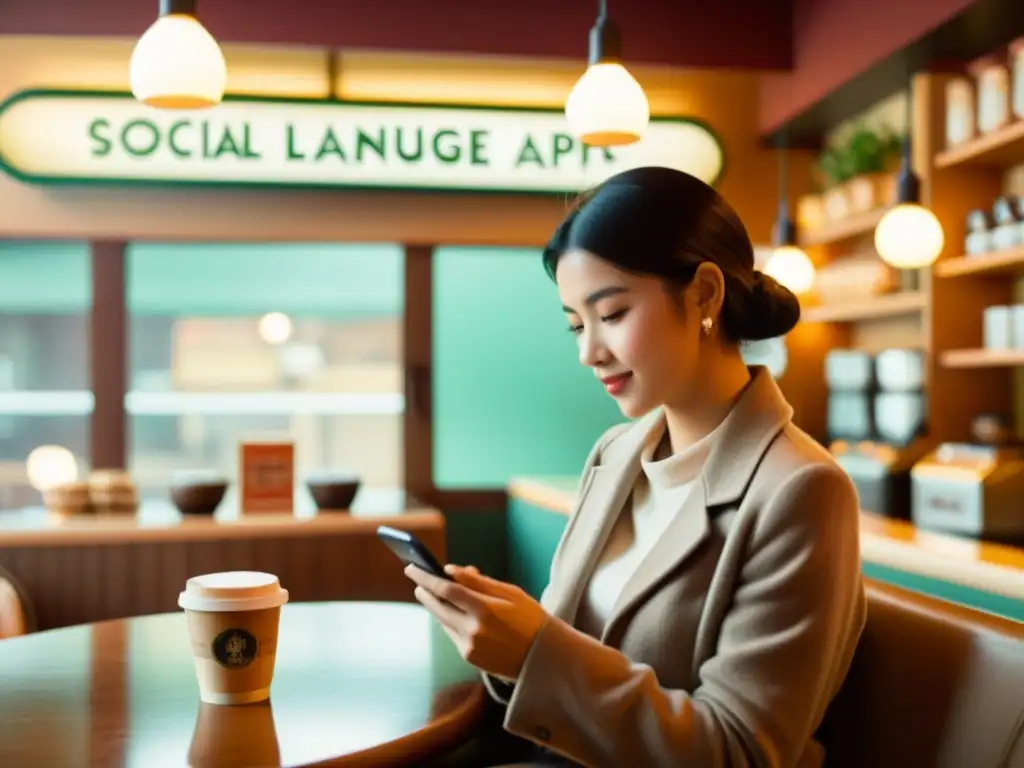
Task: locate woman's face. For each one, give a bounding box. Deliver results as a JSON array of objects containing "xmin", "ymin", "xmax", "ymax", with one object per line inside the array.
[{"xmin": 556, "ymin": 248, "xmax": 713, "ymax": 418}]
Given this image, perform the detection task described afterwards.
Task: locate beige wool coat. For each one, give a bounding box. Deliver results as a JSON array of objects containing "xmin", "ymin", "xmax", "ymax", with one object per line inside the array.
[{"xmin": 485, "ymin": 366, "xmax": 867, "ymax": 768}]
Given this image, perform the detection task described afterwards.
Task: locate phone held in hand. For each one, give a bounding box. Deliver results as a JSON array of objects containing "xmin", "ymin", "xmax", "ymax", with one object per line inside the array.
[{"xmin": 377, "ymin": 525, "xmax": 453, "ymax": 581}]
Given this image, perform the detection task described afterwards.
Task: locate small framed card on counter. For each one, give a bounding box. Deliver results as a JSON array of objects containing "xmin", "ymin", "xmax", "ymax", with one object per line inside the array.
[{"xmin": 239, "ymin": 441, "xmax": 294, "ymax": 514}]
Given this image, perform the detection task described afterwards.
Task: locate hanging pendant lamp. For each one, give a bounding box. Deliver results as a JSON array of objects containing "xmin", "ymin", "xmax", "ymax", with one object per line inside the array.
[
  {"xmin": 130, "ymin": 0, "xmax": 227, "ymax": 110},
  {"xmin": 565, "ymin": 0, "xmax": 650, "ymax": 147},
  {"xmin": 874, "ymin": 78, "xmax": 944, "ymax": 269},
  {"xmin": 764, "ymin": 140, "xmax": 815, "ymax": 295}
]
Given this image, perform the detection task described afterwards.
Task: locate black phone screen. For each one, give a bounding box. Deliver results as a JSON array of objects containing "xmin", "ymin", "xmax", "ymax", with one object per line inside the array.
[{"xmin": 377, "ymin": 525, "xmax": 453, "ymax": 580}]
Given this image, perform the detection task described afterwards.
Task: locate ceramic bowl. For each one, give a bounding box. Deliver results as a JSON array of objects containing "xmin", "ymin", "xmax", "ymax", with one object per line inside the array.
[{"xmin": 306, "ymin": 474, "xmax": 361, "ymax": 512}]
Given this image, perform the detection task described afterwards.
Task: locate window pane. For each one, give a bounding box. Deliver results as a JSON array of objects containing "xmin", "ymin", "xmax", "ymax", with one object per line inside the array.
[
  {"xmin": 432, "ymin": 246, "xmax": 621, "ymax": 488},
  {"xmin": 0, "ymin": 241, "xmax": 91, "ymax": 508},
  {"xmin": 126, "ymin": 243, "xmax": 404, "ymax": 505}
]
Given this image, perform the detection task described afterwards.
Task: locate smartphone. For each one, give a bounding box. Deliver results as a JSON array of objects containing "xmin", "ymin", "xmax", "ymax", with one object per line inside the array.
[{"xmin": 377, "ymin": 525, "xmax": 453, "ymax": 581}]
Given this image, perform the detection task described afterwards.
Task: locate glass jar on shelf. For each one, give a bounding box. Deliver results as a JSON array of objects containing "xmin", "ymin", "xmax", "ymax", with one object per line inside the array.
[{"xmin": 970, "ymin": 54, "xmax": 1012, "ymax": 135}]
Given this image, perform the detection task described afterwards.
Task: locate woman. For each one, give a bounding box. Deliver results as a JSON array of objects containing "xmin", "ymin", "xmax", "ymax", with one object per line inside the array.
[{"xmin": 407, "ymin": 166, "xmax": 866, "ymax": 768}]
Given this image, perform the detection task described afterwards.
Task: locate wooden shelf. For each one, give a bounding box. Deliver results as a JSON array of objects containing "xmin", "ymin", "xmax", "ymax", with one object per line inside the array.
[
  {"xmin": 934, "ymin": 120, "xmax": 1024, "ymax": 169},
  {"xmin": 801, "ymin": 291, "xmax": 927, "ymax": 324},
  {"xmin": 936, "ymin": 246, "xmax": 1024, "ymax": 277},
  {"xmin": 940, "ymin": 349, "xmax": 1024, "ymax": 368},
  {"xmin": 798, "ymin": 208, "xmax": 886, "ymax": 248}
]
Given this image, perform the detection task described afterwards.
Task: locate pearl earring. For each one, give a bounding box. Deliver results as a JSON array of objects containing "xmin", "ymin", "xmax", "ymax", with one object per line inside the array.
[{"xmin": 701, "ymin": 317, "xmax": 713, "ymax": 336}]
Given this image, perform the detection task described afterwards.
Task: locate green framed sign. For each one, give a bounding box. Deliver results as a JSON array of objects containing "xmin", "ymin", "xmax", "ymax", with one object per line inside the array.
[{"xmin": 0, "ymin": 89, "xmax": 724, "ymax": 194}]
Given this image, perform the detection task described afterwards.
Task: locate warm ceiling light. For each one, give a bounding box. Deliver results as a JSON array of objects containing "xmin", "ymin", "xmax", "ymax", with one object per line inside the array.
[
  {"xmin": 258, "ymin": 312, "xmax": 293, "ymax": 345},
  {"xmin": 130, "ymin": 0, "xmax": 227, "ymax": 110},
  {"xmin": 875, "ymin": 203, "xmax": 944, "ymax": 269},
  {"xmin": 26, "ymin": 445, "xmax": 78, "ymax": 491},
  {"xmin": 874, "ymin": 79, "xmax": 945, "ymax": 269},
  {"xmin": 767, "ymin": 144, "xmax": 816, "ymax": 296},
  {"xmin": 765, "ymin": 245, "xmax": 816, "ymax": 295},
  {"xmin": 565, "ymin": 1, "xmax": 650, "ymax": 147}
]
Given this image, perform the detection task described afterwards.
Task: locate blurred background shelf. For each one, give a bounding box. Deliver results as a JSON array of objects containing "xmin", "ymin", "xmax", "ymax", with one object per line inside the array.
[
  {"xmin": 801, "ymin": 292, "xmax": 927, "ymax": 324},
  {"xmin": 934, "ymin": 120, "xmax": 1024, "ymax": 169},
  {"xmin": 939, "ymin": 349, "xmax": 1024, "ymax": 368},
  {"xmin": 935, "ymin": 247, "xmax": 1024, "ymax": 278},
  {"xmin": 798, "ymin": 208, "xmax": 888, "ymax": 248}
]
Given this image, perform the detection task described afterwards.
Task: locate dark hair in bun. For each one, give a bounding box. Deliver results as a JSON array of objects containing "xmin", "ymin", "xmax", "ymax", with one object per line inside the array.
[{"xmin": 542, "ymin": 166, "xmax": 800, "ymax": 342}]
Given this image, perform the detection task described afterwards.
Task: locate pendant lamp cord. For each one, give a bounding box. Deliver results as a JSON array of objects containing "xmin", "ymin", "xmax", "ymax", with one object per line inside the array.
[
  {"xmin": 903, "ymin": 77, "xmax": 913, "ymax": 164},
  {"xmin": 777, "ymin": 134, "xmax": 790, "ymax": 221}
]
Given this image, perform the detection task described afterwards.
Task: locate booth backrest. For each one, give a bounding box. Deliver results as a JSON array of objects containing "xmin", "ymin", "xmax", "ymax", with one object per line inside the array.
[
  {"xmin": 0, "ymin": 575, "xmax": 27, "ymax": 639},
  {"xmin": 819, "ymin": 578, "xmax": 1024, "ymax": 768}
]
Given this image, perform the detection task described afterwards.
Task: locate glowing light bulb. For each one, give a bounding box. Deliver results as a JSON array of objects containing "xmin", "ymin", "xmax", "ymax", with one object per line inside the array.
[
  {"xmin": 565, "ymin": 62, "xmax": 650, "ymax": 147},
  {"xmin": 874, "ymin": 204, "xmax": 944, "ymax": 269},
  {"xmin": 130, "ymin": 14, "xmax": 227, "ymax": 109},
  {"xmin": 26, "ymin": 445, "xmax": 78, "ymax": 491},
  {"xmin": 258, "ymin": 312, "xmax": 293, "ymax": 345},
  {"xmin": 764, "ymin": 245, "xmax": 815, "ymax": 295}
]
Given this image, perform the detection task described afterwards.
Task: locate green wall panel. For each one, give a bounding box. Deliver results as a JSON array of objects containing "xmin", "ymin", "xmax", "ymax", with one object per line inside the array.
[
  {"xmin": 127, "ymin": 243, "xmax": 403, "ymax": 317},
  {"xmin": 507, "ymin": 498, "xmax": 569, "ymax": 600},
  {"xmin": 0, "ymin": 241, "xmax": 403, "ymax": 317},
  {"xmin": 432, "ymin": 246, "xmax": 623, "ymax": 488},
  {"xmin": 0, "ymin": 241, "xmax": 91, "ymax": 313}
]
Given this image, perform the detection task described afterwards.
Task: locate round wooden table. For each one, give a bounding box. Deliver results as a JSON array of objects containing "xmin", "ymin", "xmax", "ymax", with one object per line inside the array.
[{"xmin": 0, "ymin": 602, "xmax": 486, "ymax": 767}]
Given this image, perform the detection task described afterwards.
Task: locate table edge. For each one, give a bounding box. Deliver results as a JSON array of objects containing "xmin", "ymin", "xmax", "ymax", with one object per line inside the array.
[{"xmin": 0, "ymin": 509, "xmax": 445, "ymax": 548}]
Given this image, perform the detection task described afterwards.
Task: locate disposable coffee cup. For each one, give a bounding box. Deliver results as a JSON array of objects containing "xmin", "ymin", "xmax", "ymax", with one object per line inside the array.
[{"xmin": 178, "ymin": 571, "xmax": 289, "ymax": 705}]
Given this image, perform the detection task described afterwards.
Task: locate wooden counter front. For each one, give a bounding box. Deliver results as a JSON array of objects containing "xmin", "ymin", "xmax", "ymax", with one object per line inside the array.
[
  {"xmin": 0, "ymin": 489, "xmax": 443, "ymax": 631},
  {"xmin": 508, "ymin": 476, "xmax": 1024, "ymax": 602}
]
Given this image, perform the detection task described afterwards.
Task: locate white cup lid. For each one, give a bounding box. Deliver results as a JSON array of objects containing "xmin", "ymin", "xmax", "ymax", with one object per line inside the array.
[{"xmin": 178, "ymin": 571, "xmax": 289, "ymax": 612}]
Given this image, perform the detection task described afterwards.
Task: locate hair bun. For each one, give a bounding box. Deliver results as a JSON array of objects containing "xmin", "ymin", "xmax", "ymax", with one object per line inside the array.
[{"xmin": 737, "ymin": 271, "xmax": 801, "ymax": 341}]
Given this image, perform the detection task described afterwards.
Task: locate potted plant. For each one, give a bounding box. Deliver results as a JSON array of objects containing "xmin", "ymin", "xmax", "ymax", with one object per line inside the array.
[
  {"xmin": 799, "ymin": 126, "xmax": 903, "ymax": 232},
  {"xmin": 815, "ymin": 144, "xmax": 856, "ymax": 224},
  {"xmin": 842, "ymin": 125, "xmax": 902, "ymax": 214}
]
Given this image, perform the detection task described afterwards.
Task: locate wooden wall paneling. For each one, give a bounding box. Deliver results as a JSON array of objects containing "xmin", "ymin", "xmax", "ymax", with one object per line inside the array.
[
  {"xmin": 921, "ymin": 73, "xmax": 1012, "ymax": 442},
  {"xmin": 89, "ymin": 240, "xmax": 128, "ymax": 471},
  {"xmin": 0, "ymin": 523, "xmax": 445, "ymax": 631},
  {"xmin": 403, "ymin": 244, "xmax": 434, "ymax": 504}
]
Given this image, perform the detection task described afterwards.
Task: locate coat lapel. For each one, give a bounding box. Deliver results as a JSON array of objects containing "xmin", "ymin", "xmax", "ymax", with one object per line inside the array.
[
  {"xmin": 602, "ymin": 480, "xmax": 710, "ymax": 641},
  {"xmin": 547, "ymin": 410, "xmax": 663, "ymax": 624},
  {"xmin": 599, "ymin": 367, "xmax": 794, "ymax": 640}
]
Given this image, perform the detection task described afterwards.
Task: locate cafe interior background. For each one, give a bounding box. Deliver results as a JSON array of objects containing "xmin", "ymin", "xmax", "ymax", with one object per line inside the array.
[{"xmin": 0, "ymin": 0, "xmax": 1021, "ymax": 643}]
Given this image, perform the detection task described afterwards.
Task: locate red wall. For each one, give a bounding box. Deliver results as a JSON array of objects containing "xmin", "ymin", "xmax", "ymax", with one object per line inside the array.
[
  {"xmin": 760, "ymin": 0, "xmax": 977, "ymax": 131},
  {"xmin": 0, "ymin": 0, "xmax": 792, "ymax": 70}
]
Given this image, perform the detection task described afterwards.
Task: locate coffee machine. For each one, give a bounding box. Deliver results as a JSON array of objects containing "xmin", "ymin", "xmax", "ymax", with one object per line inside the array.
[
  {"xmin": 827, "ymin": 348, "xmax": 929, "ymax": 519},
  {"xmin": 911, "ymin": 414, "xmax": 1024, "ymax": 542}
]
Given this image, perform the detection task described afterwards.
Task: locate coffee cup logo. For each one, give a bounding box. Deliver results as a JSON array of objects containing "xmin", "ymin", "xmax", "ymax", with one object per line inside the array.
[{"xmin": 212, "ymin": 628, "xmax": 259, "ymax": 669}]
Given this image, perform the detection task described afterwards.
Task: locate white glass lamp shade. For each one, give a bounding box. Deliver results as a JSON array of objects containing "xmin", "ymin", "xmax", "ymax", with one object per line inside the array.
[
  {"xmin": 130, "ymin": 14, "xmax": 227, "ymax": 109},
  {"xmin": 874, "ymin": 204, "xmax": 945, "ymax": 269},
  {"xmin": 565, "ymin": 62, "xmax": 650, "ymax": 147},
  {"xmin": 764, "ymin": 245, "xmax": 815, "ymax": 295},
  {"xmin": 26, "ymin": 445, "xmax": 78, "ymax": 491},
  {"xmin": 258, "ymin": 312, "xmax": 293, "ymax": 345}
]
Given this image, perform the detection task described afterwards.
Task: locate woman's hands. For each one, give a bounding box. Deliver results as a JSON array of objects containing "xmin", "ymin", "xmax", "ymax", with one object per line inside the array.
[{"xmin": 405, "ymin": 563, "xmax": 549, "ymax": 681}]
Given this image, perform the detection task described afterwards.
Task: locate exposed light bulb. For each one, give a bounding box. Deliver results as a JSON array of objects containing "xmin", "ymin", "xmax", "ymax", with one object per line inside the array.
[
  {"xmin": 26, "ymin": 445, "xmax": 78, "ymax": 491},
  {"xmin": 130, "ymin": 13, "xmax": 227, "ymax": 109},
  {"xmin": 764, "ymin": 245, "xmax": 815, "ymax": 295},
  {"xmin": 258, "ymin": 312, "xmax": 293, "ymax": 345},
  {"xmin": 874, "ymin": 203, "xmax": 944, "ymax": 269},
  {"xmin": 565, "ymin": 62, "xmax": 650, "ymax": 147}
]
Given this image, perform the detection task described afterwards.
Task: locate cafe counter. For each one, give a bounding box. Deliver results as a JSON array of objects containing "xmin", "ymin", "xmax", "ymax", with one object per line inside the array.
[
  {"xmin": 0, "ymin": 489, "xmax": 442, "ymax": 631},
  {"xmin": 507, "ymin": 476, "xmax": 1024, "ymax": 622}
]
